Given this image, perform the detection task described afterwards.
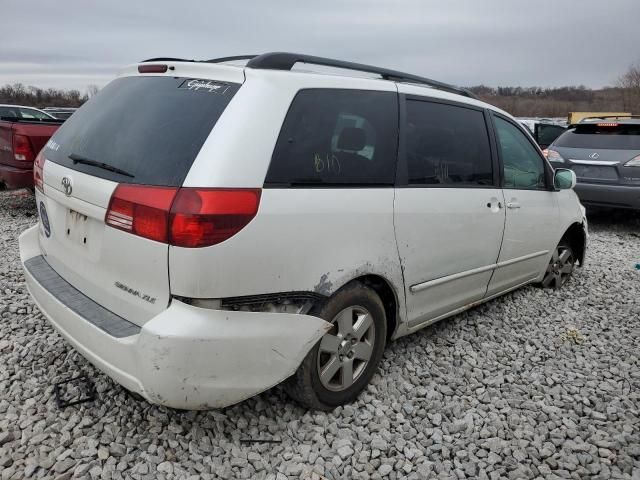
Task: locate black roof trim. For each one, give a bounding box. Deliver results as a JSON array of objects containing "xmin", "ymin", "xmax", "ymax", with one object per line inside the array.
[
  {"xmin": 205, "ymin": 55, "xmax": 257, "ymax": 64},
  {"xmin": 140, "ymin": 56, "xmax": 257, "ymax": 65},
  {"xmin": 245, "ymin": 52, "xmax": 477, "ymax": 99}
]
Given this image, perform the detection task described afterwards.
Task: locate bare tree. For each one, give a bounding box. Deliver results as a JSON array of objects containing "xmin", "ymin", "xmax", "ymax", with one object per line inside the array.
[
  {"xmin": 0, "ymin": 83, "xmax": 89, "ymax": 107},
  {"xmin": 617, "ymin": 62, "xmax": 640, "ymax": 112}
]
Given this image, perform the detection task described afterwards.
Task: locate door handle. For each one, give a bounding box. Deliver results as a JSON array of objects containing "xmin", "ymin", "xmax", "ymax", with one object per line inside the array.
[{"xmin": 506, "ymin": 201, "xmax": 521, "ymax": 209}]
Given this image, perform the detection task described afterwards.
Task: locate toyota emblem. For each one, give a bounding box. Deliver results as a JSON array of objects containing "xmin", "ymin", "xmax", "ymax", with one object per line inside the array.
[{"xmin": 61, "ymin": 176, "xmax": 73, "ymax": 196}]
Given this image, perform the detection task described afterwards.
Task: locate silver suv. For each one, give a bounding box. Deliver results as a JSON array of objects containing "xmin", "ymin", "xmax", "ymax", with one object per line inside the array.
[{"xmin": 546, "ymin": 116, "xmax": 640, "ymax": 210}]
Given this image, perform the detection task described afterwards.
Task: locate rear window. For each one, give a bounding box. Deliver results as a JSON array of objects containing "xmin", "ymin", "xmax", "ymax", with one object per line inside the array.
[
  {"xmin": 554, "ymin": 124, "xmax": 640, "ymax": 150},
  {"xmin": 45, "ymin": 76, "xmax": 240, "ymax": 186},
  {"xmin": 266, "ymin": 89, "xmax": 398, "ymax": 186}
]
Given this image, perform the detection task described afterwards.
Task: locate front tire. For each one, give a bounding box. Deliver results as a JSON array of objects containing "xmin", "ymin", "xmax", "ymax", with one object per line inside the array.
[
  {"xmin": 285, "ymin": 282, "xmax": 387, "ymax": 410},
  {"xmin": 540, "ymin": 242, "xmax": 575, "ymax": 289}
]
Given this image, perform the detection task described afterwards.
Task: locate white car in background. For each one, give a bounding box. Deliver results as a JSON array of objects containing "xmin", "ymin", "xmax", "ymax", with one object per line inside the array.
[
  {"xmin": 20, "ymin": 53, "xmax": 588, "ymax": 410},
  {"xmin": 517, "ymin": 117, "xmax": 568, "ymax": 149}
]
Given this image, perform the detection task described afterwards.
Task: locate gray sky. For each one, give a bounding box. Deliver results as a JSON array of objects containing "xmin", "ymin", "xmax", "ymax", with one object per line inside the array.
[{"xmin": 2, "ymin": 0, "xmax": 639, "ymax": 92}]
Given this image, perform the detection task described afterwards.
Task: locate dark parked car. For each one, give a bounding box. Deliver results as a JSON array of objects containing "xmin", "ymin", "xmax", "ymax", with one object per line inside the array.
[{"xmin": 545, "ymin": 116, "xmax": 640, "ymax": 210}]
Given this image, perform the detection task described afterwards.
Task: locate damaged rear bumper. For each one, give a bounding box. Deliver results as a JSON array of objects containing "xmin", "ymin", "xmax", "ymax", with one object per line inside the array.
[{"xmin": 19, "ymin": 225, "xmax": 331, "ymax": 409}]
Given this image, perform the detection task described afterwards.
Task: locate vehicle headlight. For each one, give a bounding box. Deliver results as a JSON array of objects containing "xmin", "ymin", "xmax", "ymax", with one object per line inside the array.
[
  {"xmin": 624, "ymin": 155, "xmax": 640, "ymax": 167},
  {"xmin": 544, "ymin": 149, "xmax": 564, "ymax": 163}
]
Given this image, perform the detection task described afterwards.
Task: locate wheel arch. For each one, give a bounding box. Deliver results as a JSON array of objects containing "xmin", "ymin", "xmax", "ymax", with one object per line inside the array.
[
  {"xmin": 334, "ymin": 274, "xmax": 401, "ymax": 341},
  {"xmin": 561, "ymin": 221, "xmax": 587, "ymax": 266}
]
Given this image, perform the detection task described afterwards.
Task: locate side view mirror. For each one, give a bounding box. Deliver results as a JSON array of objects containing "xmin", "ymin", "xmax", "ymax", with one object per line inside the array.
[{"xmin": 554, "ymin": 168, "xmax": 577, "ymax": 190}]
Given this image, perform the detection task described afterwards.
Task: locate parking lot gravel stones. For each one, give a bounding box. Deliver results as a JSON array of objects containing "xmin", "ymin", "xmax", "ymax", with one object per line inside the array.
[{"xmin": 0, "ymin": 189, "xmax": 639, "ymax": 479}]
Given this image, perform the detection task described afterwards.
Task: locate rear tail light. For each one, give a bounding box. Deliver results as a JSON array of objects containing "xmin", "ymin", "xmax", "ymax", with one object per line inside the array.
[
  {"xmin": 105, "ymin": 185, "xmax": 178, "ymax": 243},
  {"xmin": 33, "ymin": 151, "xmax": 45, "ymax": 193},
  {"xmin": 625, "ymin": 155, "xmax": 640, "ymax": 167},
  {"xmin": 105, "ymin": 185, "xmax": 261, "ymax": 247},
  {"xmin": 14, "ymin": 134, "xmax": 35, "ymax": 161},
  {"xmin": 543, "ymin": 149, "xmax": 564, "ymax": 163},
  {"xmin": 170, "ymin": 189, "xmax": 261, "ymax": 247}
]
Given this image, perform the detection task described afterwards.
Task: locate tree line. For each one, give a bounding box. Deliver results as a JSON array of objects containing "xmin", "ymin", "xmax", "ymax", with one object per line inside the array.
[
  {"xmin": 471, "ymin": 63, "xmax": 640, "ymax": 117},
  {"xmin": 1, "ymin": 63, "xmax": 639, "ymax": 118},
  {"xmin": 0, "ymin": 84, "xmax": 99, "ymax": 108}
]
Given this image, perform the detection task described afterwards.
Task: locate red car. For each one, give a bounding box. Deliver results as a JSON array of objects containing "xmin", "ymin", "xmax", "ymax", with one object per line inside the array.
[{"xmin": 0, "ymin": 105, "xmax": 63, "ymax": 189}]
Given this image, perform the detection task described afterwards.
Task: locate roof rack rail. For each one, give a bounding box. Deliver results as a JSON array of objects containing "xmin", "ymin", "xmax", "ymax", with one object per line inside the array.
[
  {"xmin": 245, "ymin": 52, "xmax": 477, "ymax": 99},
  {"xmin": 140, "ymin": 56, "xmax": 257, "ymax": 65}
]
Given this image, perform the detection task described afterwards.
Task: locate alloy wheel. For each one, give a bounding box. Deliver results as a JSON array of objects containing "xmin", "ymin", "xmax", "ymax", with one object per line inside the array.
[
  {"xmin": 542, "ymin": 245, "xmax": 575, "ymax": 288},
  {"xmin": 316, "ymin": 305, "xmax": 376, "ymax": 391}
]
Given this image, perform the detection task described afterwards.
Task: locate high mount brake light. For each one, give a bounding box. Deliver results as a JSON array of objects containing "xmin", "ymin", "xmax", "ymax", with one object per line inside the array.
[
  {"xmin": 14, "ymin": 134, "xmax": 35, "ymax": 161},
  {"xmin": 33, "ymin": 151, "xmax": 45, "ymax": 193},
  {"xmin": 105, "ymin": 185, "xmax": 261, "ymax": 247},
  {"xmin": 138, "ymin": 64, "xmax": 170, "ymax": 74},
  {"xmin": 597, "ymin": 123, "xmax": 619, "ymax": 127}
]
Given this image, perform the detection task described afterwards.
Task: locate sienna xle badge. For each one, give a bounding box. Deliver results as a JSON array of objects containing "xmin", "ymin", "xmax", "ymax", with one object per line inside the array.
[{"xmin": 20, "ymin": 53, "xmax": 588, "ymax": 410}]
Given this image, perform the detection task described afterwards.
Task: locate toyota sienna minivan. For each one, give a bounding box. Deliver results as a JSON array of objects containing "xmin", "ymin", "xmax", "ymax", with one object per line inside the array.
[{"xmin": 20, "ymin": 53, "xmax": 588, "ymax": 410}]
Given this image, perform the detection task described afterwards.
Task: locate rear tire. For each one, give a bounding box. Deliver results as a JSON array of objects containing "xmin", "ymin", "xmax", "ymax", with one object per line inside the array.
[
  {"xmin": 285, "ymin": 282, "xmax": 387, "ymax": 410},
  {"xmin": 540, "ymin": 241, "xmax": 575, "ymax": 289}
]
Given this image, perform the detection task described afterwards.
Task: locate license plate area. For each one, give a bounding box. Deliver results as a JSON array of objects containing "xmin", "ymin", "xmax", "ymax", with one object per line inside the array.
[
  {"xmin": 572, "ymin": 165, "xmax": 618, "ymax": 181},
  {"xmin": 65, "ymin": 209, "xmax": 89, "ymax": 246}
]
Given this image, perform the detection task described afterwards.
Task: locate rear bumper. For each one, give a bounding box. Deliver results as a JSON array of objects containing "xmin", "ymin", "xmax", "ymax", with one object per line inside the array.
[
  {"xmin": 0, "ymin": 163, "xmax": 33, "ymax": 189},
  {"xmin": 574, "ymin": 182, "xmax": 640, "ymax": 210},
  {"xmin": 19, "ymin": 225, "xmax": 331, "ymax": 409}
]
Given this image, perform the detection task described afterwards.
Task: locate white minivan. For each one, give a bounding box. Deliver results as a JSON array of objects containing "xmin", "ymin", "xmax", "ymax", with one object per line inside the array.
[{"xmin": 20, "ymin": 53, "xmax": 587, "ymax": 410}]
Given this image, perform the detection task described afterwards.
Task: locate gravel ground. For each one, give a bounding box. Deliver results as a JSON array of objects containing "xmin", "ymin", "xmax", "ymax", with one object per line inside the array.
[{"xmin": 0, "ymin": 189, "xmax": 639, "ymax": 480}]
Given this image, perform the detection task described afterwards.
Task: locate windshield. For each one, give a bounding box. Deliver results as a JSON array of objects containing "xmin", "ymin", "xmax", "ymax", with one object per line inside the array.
[
  {"xmin": 554, "ymin": 124, "xmax": 640, "ymax": 150},
  {"xmin": 44, "ymin": 76, "xmax": 240, "ymax": 186}
]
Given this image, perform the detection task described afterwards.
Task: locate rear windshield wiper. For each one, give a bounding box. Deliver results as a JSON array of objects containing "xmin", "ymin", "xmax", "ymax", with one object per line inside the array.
[{"xmin": 69, "ymin": 153, "xmax": 135, "ymax": 178}]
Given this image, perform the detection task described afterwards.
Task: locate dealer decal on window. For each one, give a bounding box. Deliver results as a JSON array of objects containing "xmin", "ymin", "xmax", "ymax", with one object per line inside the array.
[{"xmin": 178, "ymin": 79, "xmax": 231, "ymax": 94}]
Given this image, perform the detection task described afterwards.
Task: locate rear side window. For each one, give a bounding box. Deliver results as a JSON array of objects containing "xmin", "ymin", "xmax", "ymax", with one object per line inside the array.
[
  {"xmin": 405, "ymin": 100, "xmax": 493, "ymax": 186},
  {"xmin": 266, "ymin": 89, "xmax": 398, "ymax": 186},
  {"xmin": 45, "ymin": 76, "xmax": 240, "ymax": 186},
  {"xmin": 554, "ymin": 124, "xmax": 640, "ymax": 149}
]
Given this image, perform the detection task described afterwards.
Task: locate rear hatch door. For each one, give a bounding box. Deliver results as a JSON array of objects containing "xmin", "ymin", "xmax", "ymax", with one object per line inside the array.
[{"xmin": 37, "ymin": 73, "xmax": 241, "ymax": 325}]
